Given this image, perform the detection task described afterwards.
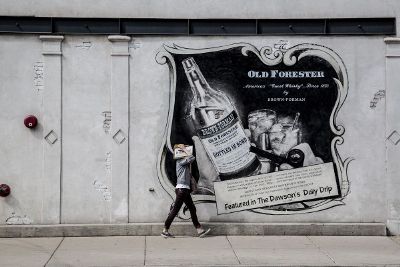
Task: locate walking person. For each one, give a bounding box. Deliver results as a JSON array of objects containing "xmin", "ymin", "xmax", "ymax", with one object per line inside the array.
[{"xmin": 162, "ymin": 144, "xmax": 211, "ymax": 238}]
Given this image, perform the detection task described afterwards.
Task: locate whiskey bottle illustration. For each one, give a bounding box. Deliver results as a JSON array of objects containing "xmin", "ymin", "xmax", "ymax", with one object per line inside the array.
[{"xmin": 182, "ymin": 57, "xmax": 260, "ymax": 180}]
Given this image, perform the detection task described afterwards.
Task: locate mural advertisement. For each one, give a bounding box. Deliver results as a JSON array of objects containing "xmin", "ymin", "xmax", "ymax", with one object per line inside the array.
[{"xmin": 156, "ymin": 42, "xmax": 352, "ymax": 215}]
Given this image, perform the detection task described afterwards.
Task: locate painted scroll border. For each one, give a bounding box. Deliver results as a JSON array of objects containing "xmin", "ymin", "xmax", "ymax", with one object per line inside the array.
[{"xmin": 155, "ymin": 42, "xmax": 353, "ymax": 215}]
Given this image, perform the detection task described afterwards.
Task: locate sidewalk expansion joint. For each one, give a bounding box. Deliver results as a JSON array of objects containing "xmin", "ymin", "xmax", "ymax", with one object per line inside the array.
[
  {"xmin": 306, "ymin": 236, "xmax": 336, "ymax": 265},
  {"xmin": 144, "ymin": 235, "xmax": 147, "ymax": 266},
  {"xmin": 44, "ymin": 236, "xmax": 65, "ymax": 267},
  {"xmin": 226, "ymin": 235, "xmax": 241, "ymax": 265}
]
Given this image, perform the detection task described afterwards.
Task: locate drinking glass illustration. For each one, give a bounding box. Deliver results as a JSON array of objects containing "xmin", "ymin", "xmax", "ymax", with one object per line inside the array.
[
  {"xmin": 269, "ymin": 122, "xmax": 300, "ymax": 157},
  {"xmin": 248, "ymin": 109, "xmax": 277, "ymax": 150}
]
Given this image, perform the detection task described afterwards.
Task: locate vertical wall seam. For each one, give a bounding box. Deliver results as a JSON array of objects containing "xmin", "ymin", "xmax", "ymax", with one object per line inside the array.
[
  {"xmin": 384, "ymin": 39, "xmax": 389, "ymax": 224},
  {"xmin": 59, "ymin": 38, "xmax": 63, "ymax": 224},
  {"xmin": 127, "ymin": 44, "xmax": 131, "ymax": 222}
]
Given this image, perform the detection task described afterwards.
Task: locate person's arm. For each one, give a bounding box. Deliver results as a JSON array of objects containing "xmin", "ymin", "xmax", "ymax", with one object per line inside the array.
[{"xmin": 178, "ymin": 155, "xmax": 195, "ymax": 166}]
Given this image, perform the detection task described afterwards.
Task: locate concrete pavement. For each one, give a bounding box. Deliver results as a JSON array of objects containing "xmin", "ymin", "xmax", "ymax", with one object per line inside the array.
[{"xmin": 1, "ymin": 236, "xmax": 400, "ymax": 267}]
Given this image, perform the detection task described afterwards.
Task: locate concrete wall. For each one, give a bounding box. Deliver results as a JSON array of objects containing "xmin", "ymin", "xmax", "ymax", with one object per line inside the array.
[
  {"xmin": 0, "ymin": 0, "xmax": 399, "ymax": 234},
  {"xmin": 129, "ymin": 36, "xmax": 387, "ymax": 224},
  {"xmin": 0, "ymin": 35, "xmax": 61, "ymax": 225},
  {"xmin": 0, "ymin": 0, "xmax": 398, "ymax": 19},
  {"xmin": 0, "ymin": 0, "xmax": 399, "ymax": 34}
]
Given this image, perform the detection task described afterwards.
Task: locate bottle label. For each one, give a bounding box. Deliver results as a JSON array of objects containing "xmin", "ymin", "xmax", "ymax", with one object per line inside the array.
[{"xmin": 197, "ymin": 111, "xmax": 256, "ymax": 175}]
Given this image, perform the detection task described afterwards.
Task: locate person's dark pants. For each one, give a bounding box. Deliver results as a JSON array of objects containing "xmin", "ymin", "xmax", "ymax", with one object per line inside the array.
[{"xmin": 164, "ymin": 188, "xmax": 201, "ymax": 230}]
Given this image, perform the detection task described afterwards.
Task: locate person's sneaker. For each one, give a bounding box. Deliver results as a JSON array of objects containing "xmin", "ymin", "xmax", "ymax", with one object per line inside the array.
[
  {"xmin": 198, "ymin": 228, "xmax": 211, "ymax": 238},
  {"xmin": 161, "ymin": 231, "xmax": 174, "ymax": 238}
]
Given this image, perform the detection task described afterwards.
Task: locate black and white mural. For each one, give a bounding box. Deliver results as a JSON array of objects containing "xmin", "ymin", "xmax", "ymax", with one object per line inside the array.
[{"xmin": 156, "ymin": 42, "xmax": 352, "ymax": 215}]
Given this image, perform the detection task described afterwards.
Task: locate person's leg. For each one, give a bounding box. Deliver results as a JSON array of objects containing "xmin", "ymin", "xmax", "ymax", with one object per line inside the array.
[
  {"xmin": 182, "ymin": 189, "xmax": 201, "ymax": 228},
  {"xmin": 182, "ymin": 190, "xmax": 211, "ymax": 237},
  {"xmin": 164, "ymin": 189, "xmax": 185, "ymax": 230}
]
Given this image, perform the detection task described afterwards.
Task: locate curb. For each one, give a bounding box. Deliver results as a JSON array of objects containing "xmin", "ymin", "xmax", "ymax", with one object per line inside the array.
[{"xmin": 0, "ymin": 222, "xmax": 387, "ymax": 237}]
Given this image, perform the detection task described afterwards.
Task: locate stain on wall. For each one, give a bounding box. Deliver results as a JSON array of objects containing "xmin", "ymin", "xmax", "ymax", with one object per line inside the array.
[{"xmin": 5, "ymin": 212, "xmax": 32, "ymax": 225}]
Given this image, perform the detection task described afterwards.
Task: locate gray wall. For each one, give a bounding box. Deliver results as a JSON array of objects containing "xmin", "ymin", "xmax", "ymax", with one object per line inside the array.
[
  {"xmin": 0, "ymin": 0, "xmax": 399, "ymax": 19},
  {"xmin": 0, "ymin": 0, "xmax": 399, "ymax": 234}
]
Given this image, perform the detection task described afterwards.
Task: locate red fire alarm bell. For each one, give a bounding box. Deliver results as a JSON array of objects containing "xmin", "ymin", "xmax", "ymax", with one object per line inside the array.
[
  {"xmin": 24, "ymin": 115, "xmax": 38, "ymax": 129},
  {"xmin": 0, "ymin": 184, "xmax": 11, "ymax": 197}
]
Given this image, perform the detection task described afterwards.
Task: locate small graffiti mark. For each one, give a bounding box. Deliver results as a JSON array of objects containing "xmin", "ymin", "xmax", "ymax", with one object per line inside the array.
[
  {"xmin": 387, "ymin": 130, "xmax": 400, "ymax": 146},
  {"xmin": 273, "ymin": 40, "xmax": 289, "ymax": 51},
  {"xmin": 33, "ymin": 62, "xmax": 44, "ymax": 92},
  {"xmin": 93, "ymin": 179, "xmax": 112, "ymax": 201},
  {"xmin": 75, "ymin": 41, "xmax": 92, "ymax": 49},
  {"xmin": 370, "ymin": 90, "xmax": 385, "ymax": 109},
  {"xmin": 102, "ymin": 111, "xmax": 112, "ymax": 134},
  {"xmin": 5, "ymin": 212, "xmax": 32, "ymax": 225},
  {"xmin": 105, "ymin": 152, "xmax": 112, "ymax": 173}
]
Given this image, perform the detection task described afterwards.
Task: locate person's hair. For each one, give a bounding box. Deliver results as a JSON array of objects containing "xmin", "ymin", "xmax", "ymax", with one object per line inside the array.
[{"xmin": 173, "ymin": 144, "xmax": 184, "ymax": 149}]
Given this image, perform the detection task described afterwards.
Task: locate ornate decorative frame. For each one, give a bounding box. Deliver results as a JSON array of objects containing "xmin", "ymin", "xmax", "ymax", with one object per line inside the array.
[{"xmin": 156, "ymin": 42, "xmax": 352, "ymax": 215}]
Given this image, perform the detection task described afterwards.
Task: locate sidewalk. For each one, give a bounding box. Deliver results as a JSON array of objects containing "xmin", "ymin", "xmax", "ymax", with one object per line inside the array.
[{"xmin": 1, "ymin": 235, "xmax": 400, "ymax": 267}]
